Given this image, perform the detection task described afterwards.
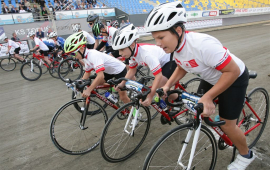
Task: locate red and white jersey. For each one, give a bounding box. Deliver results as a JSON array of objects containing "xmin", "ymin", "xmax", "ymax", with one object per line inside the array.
[
  {"xmin": 102, "ymin": 26, "xmax": 117, "ymax": 46},
  {"xmin": 129, "ymin": 43, "xmax": 170, "ymax": 76},
  {"xmin": 82, "ymin": 30, "xmax": 95, "ymax": 44},
  {"xmin": 83, "ymin": 49, "xmax": 126, "ymax": 74},
  {"xmin": 174, "ymin": 31, "xmax": 245, "ymax": 85},
  {"xmin": 34, "ymin": 37, "xmax": 49, "ymax": 51},
  {"xmin": 7, "ymin": 39, "xmax": 19, "ymax": 48}
]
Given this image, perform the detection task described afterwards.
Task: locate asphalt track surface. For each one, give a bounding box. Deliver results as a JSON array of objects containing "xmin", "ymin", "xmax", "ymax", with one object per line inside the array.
[{"xmin": 1, "ymin": 21, "xmax": 270, "ymax": 170}]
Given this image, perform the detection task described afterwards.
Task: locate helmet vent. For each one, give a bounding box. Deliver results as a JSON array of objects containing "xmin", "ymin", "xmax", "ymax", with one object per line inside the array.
[
  {"xmin": 147, "ymin": 11, "xmax": 157, "ymax": 27},
  {"xmin": 115, "ymin": 36, "xmax": 120, "ymax": 46},
  {"xmin": 131, "ymin": 26, "xmax": 135, "ymax": 30},
  {"xmin": 167, "ymin": 12, "xmax": 177, "ymax": 21},
  {"xmin": 120, "ymin": 37, "xmax": 125, "ymax": 45},
  {"xmin": 159, "ymin": 16, "xmax": 164, "ymax": 24},
  {"xmin": 128, "ymin": 34, "xmax": 134, "ymax": 41},
  {"xmin": 154, "ymin": 14, "xmax": 162, "ymax": 25},
  {"xmin": 176, "ymin": 3, "xmax": 183, "ymax": 8}
]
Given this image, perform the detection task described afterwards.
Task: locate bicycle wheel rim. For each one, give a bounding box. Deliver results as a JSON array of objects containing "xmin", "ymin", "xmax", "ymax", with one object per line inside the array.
[
  {"xmin": 144, "ymin": 124, "xmax": 217, "ymax": 170},
  {"xmin": 58, "ymin": 58, "xmax": 83, "ymax": 82},
  {"xmin": 239, "ymin": 87, "xmax": 269, "ymax": 148},
  {"xmin": 100, "ymin": 102, "xmax": 151, "ymax": 162},
  {"xmin": 50, "ymin": 99, "xmax": 108, "ymax": 155},
  {"xmin": 20, "ymin": 61, "xmax": 42, "ymax": 81},
  {"xmin": 0, "ymin": 58, "xmax": 16, "ymax": 71}
]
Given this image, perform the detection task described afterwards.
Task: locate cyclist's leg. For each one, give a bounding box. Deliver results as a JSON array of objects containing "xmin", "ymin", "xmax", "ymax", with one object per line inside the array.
[
  {"xmin": 41, "ymin": 50, "xmax": 51, "ymax": 65},
  {"xmin": 14, "ymin": 47, "xmax": 25, "ymax": 62},
  {"xmin": 162, "ymin": 61, "xmax": 178, "ymax": 100}
]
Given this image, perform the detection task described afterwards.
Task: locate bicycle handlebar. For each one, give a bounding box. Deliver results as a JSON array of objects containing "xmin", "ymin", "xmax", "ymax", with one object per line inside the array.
[
  {"xmin": 107, "ymin": 77, "xmax": 151, "ymax": 99},
  {"xmin": 65, "ymin": 74, "xmax": 97, "ymax": 92},
  {"xmin": 195, "ymin": 103, "xmax": 226, "ymax": 127}
]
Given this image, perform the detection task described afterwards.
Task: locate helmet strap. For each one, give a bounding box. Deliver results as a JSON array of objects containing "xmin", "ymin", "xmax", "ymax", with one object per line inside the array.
[
  {"xmin": 78, "ymin": 45, "xmax": 86, "ymax": 58},
  {"xmin": 170, "ymin": 25, "xmax": 184, "ymax": 51},
  {"xmin": 128, "ymin": 41, "xmax": 137, "ymax": 59}
]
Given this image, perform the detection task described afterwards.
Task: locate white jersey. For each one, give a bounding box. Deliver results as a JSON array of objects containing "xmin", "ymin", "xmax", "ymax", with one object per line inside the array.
[
  {"xmin": 34, "ymin": 37, "xmax": 49, "ymax": 51},
  {"xmin": 174, "ymin": 31, "xmax": 245, "ymax": 85},
  {"xmin": 102, "ymin": 26, "xmax": 117, "ymax": 46},
  {"xmin": 82, "ymin": 30, "xmax": 95, "ymax": 45},
  {"xmin": 129, "ymin": 43, "xmax": 170, "ymax": 76},
  {"xmin": 8, "ymin": 39, "xmax": 19, "ymax": 48},
  {"xmin": 83, "ymin": 49, "xmax": 126, "ymax": 74}
]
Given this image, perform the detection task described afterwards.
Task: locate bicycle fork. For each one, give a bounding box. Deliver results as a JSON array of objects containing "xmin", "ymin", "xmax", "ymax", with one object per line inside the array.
[
  {"xmin": 124, "ymin": 106, "xmax": 139, "ymax": 136},
  {"xmin": 178, "ymin": 117, "xmax": 202, "ymax": 170},
  {"xmin": 79, "ymin": 97, "xmax": 90, "ymax": 130}
]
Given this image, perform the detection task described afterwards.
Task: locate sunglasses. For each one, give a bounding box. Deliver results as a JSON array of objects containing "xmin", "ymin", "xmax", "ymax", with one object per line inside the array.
[{"xmin": 89, "ymin": 22, "xmax": 93, "ymax": 25}]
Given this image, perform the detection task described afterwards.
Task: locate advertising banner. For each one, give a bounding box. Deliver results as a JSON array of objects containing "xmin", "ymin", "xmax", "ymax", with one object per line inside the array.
[
  {"xmin": 0, "ymin": 14, "xmax": 14, "ymax": 25},
  {"xmin": 235, "ymin": 7, "xmax": 270, "ymax": 14},
  {"xmin": 56, "ymin": 11, "xmax": 73, "ymax": 20},
  {"xmin": 13, "ymin": 13, "xmax": 34, "ymax": 24},
  {"xmin": 219, "ymin": 9, "xmax": 235, "ymax": 15},
  {"xmin": 186, "ymin": 11, "xmax": 203, "ymax": 18},
  {"xmin": 88, "ymin": 8, "xmax": 115, "ymax": 17},
  {"xmin": 72, "ymin": 10, "xmax": 88, "ymax": 19},
  {"xmin": 0, "ymin": 40, "xmax": 30, "ymax": 57},
  {"xmin": 202, "ymin": 10, "xmax": 219, "ymax": 17},
  {"xmin": 185, "ymin": 19, "xmax": 223, "ymax": 30}
]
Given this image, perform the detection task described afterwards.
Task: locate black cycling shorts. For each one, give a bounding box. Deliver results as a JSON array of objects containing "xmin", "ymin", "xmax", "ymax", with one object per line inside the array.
[
  {"xmin": 161, "ymin": 61, "xmax": 177, "ymax": 79},
  {"xmin": 39, "ymin": 50, "xmax": 49, "ymax": 56},
  {"xmin": 87, "ymin": 44, "xmax": 94, "ymax": 49},
  {"xmin": 14, "ymin": 47, "xmax": 21, "ymax": 54},
  {"xmin": 104, "ymin": 67, "xmax": 127, "ymax": 82},
  {"xmin": 197, "ymin": 67, "xmax": 249, "ymax": 120}
]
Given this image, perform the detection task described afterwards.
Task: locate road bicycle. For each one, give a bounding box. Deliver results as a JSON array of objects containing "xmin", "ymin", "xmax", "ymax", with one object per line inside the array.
[
  {"xmin": 99, "ymin": 77, "xmax": 201, "ymax": 163},
  {"xmin": 20, "ymin": 51, "xmax": 62, "ymax": 81},
  {"xmin": 0, "ymin": 53, "xmax": 29, "ymax": 71},
  {"xmin": 49, "ymin": 75, "xmax": 155, "ymax": 155},
  {"xmin": 143, "ymin": 71, "xmax": 269, "ymax": 170}
]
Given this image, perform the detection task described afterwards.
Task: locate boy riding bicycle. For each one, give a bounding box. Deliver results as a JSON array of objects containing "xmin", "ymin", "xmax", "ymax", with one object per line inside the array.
[
  {"xmin": 112, "ymin": 24, "xmax": 177, "ymax": 107},
  {"xmin": 64, "ymin": 32, "xmax": 130, "ymax": 104},
  {"xmin": 144, "ymin": 2, "xmax": 254, "ymax": 170},
  {"xmin": 2, "ymin": 36, "xmax": 26, "ymax": 62}
]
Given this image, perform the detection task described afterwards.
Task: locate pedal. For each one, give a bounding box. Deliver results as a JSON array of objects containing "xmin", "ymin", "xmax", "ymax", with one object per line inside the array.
[{"xmin": 160, "ymin": 115, "xmax": 171, "ymax": 125}]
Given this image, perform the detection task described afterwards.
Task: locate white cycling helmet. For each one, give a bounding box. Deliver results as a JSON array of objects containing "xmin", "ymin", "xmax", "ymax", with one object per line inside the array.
[
  {"xmin": 72, "ymin": 24, "xmax": 81, "ymax": 32},
  {"xmin": 27, "ymin": 31, "xmax": 35, "ymax": 37},
  {"xmin": 49, "ymin": 31, "xmax": 57, "ymax": 38},
  {"xmin": 112, "ymin": 24, "xmax": 140, "ymax": 50},
  {"xmin": 2, "ymin": 36, "xmax": 8, "ymax": 41},
  {"xmin": 144, "ymin": 1, "xmax": 187, "ymax": 32}
]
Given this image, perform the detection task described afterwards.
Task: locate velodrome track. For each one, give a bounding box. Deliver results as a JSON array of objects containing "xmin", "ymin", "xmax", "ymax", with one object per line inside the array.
[{"xmin": 1, "ymin": 21, "xmax": 270, "ymax": 170}]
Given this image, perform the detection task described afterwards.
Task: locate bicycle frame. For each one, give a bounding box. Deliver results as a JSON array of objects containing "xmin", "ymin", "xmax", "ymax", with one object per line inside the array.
[{"xmin": 177, "ymin": 96, "xmax": 263, "ymax": 170}]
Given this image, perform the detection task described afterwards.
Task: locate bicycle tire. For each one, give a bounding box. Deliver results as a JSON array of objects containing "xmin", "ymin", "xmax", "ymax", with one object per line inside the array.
[
  {"xmin": 0, "ymin": 58, "xmax": 16, "ymax": 71},
  {"xmin": 58, "ymin": 58, "xmax": 84, "ymax": 82},
  {"xmin": 20, "ymin": 61, "xmax": 42, "ymax": 81},
  {"xmin": 184, "ymin": 77, "xmax": 201, "ymax": 93},
  {"xmin": 49, "ymin": 60, "xmax": 60, "ymax": 79},
  {"xmin": 100, "ymin": 102, "xmax": 151, "ymax": 162},
  {"xmin": 50, "ymin": 98, "xmax": 108, "ymax": 155},
  {"xmin": 239, "ymin": 87, "xmax": 269, "ymax": 149},
  {"xmin": 143, "ymin": 123, "xmax": 217, "ymax": 170}
]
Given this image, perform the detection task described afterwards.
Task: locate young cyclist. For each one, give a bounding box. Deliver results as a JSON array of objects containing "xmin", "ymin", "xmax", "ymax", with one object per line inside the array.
[
  {"xmin": 87, "ymin": 14, "xmax": 100, "ymax": 49},
  {"xmin": 92, "ymin": 21, "xmax": 120, "ymax": 58},
  {"xmin": 63, "ymin": 32, "xmax": 130, "ymax": 103},
  {"xmin": 73, "ymin": 25, "xmax": 95, "ymax": 49},
  {"xmin": 112, "ymin": 24, "xmax": 177, "ymax": 106},
  {"xmin": 144, "ymin": 2, "xmax": 254, "ymax": 170},
  {"xmin": 28, "ymin": 31, "xmax": 51, "ymax": 65},
  {"xmin": 2, "ymin": 36, "xmax": 26, "ymax": 62},
  {"xmin": 49, "ymin": 31, "xmax": 65, "ymax": 56}
]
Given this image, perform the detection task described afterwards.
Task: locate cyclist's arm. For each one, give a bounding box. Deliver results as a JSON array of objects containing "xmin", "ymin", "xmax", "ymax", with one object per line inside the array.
[
  {"xmin": 117, "ymin": 67, "xmax": 137, "ymax": 88},
  {"xmin": 82, "ymin": 71, "xmax": 91, "ymax": 80},
  {"xmin": 7, "ymin": 46, "xmax": 11, "ymax": 53},
  {"xmin": 84, "ymin": 71, "xmax": 105, "ymax": 94},
  {"xmin": 94, "ymin": 39, "xmax": 99, "ymax": 49},
  {"xmin": 96, "ymin": 41, "xmax": 107, "ymax": 51},
  {"xmin": 164, "ymin": 65, "xmax": 187, "ymax": 89},
  {"xmin": 32, "ymin": 45, "xmax": 40, "ymax": 51},
  {"xmin": 148, "ymin": 71, "xmax": 163, "ymax": 98}
]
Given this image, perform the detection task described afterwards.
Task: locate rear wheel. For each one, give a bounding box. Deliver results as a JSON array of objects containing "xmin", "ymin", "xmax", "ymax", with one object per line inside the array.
[
  {"xmin": 0, "ymin": 58, "xmax": 16, "ymax": 71},
  {"xmin": 20, "ymin": 60, "xmax": 42, "ymax": 81},
  {"xmin": 49, "ymin": 59, "xmax": 61, "ymax": 79},
  {"xmin": 184, "ymin": 77, "xmax": 201, "ymax": 93},
  {"xmin": 58, "ymin": 58, "xmax": 84, "ymax": 82},
  {"xmin": 239, "ymin": 87, "xmax": 269, "ymax": 148}
]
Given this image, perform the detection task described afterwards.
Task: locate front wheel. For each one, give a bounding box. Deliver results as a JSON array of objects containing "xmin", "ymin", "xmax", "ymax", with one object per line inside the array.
[
  {"xmin": 50, "ymin": 98, "xmax": 108, "ymax": 155},
  {"xmin": 100, "ymin": 102, "xmax": 151, "ymax": 162},
  {"xmin": 20, "ymin": 61, "xmax": 42, "ymax": 81},
  {"xmin": 143, "ymin": 123, "xmax": 217, "ymax": 170},
  {"xmin": 239, "ymin": 87, "xmax": 269, "ymax": 149},
  {"xmin": 0, "ymin": 58, "xmax": 16, "ymax": 71}
]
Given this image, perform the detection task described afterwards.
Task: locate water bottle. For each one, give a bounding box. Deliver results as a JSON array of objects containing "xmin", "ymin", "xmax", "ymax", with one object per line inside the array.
[
  {"xmin": 154, "ymin": 96, "xmax": 167, "ymax": 109},
  {"xmin": 181, "ymin": 92, "xmax": 201, "ymax": 113},
  {"xmin": 105, "ymin": 91, "xmax": 118, "ymax": 104}
]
